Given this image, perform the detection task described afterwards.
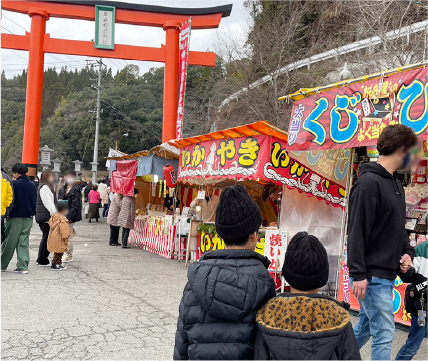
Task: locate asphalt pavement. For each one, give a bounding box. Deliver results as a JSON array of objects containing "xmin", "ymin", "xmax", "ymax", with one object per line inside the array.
[{"xmin": 1, "ymin": 218, "xmax": 427, "ymax": 359}]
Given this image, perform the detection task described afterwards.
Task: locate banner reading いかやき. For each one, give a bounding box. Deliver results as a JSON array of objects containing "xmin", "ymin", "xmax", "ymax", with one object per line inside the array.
[{"xmin": 178, "ymin": 135, "xmax": 347, "ymax": 209}]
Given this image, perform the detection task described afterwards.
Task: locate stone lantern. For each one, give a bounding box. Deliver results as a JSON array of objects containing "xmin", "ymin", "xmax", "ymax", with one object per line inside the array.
[
  {"xmin": 72, "ymin": 160, "xmax": 83, "ymax": 174},
  {"xmin": 39, "ymin": 145, "xmax": 54, "ymax": 170},
  {"xmin": 52, "ymin": 158, "xmax": 62, "ymax": 180},
  {"xmin": 90, "ymin": 161, "xmax": 99, "ymax": 183}
]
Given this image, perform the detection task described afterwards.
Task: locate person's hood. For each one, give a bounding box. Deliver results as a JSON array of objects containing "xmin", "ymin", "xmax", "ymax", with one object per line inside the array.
[
  {"xmin": 359, "ymin": 162, "xmax": 395, "ymax": 178},
  {"xmin": 256, "ymin": 294, "xmax": 350, "ymax": 359},
  {"xmin": 48, "ymin": 213, "xmax": 68, "ymax": 228},
  {"xmin": 187, "ymin": 250, "xmax": 273, "ymax": 322}
]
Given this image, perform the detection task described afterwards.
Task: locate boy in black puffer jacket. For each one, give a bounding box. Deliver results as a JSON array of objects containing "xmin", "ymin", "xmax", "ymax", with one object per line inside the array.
[
  {"xmin": 173, "ymin": 185, "xmax": 276, "ymax": 360},
  {"xmin": 255, "ymin": 232, "xmax": 361, "ymax": 360}
]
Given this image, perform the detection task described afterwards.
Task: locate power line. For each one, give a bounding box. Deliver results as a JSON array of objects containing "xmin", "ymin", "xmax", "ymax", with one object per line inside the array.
[
  {"xmin": 100, "ymin": 99, "xmax": 162, "ymax": 142},
  {"xmin": 2, "ymin": 14, "xmax": 28, "ymax": 33},
  {"xmin": 62, "ymin": 29, "xmax": 93, "ymax": 38},
  {"xmin": 1, "ymin": 25, "xmax": 82, "ymax": 69}
]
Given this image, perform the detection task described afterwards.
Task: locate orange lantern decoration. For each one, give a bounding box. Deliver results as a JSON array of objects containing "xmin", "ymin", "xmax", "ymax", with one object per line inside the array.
[{"xmin": 163, "ymin": 164, "xmax": 177, "ymax": 188}]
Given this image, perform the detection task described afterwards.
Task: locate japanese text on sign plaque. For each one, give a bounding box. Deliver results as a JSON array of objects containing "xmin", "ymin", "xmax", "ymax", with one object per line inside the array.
[{"xmin": 95, "ymin": 5, "xmax": 115, "ymax": 50}]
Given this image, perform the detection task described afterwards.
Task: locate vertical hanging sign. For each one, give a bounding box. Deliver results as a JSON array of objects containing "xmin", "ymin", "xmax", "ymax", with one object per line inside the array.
[
  {"xmin": 95, "ymin": 5, "xmax": 115, "ymax": 50},
  {"xmin": 176, "ymin": 18, "xmax": 192, "ymax": 139}
]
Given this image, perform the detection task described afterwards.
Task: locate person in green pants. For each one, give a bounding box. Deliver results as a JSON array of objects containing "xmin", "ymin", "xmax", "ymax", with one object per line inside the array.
[{"xmin": 1, "ymin": 164, "xmax": 37, "ymax": 274}]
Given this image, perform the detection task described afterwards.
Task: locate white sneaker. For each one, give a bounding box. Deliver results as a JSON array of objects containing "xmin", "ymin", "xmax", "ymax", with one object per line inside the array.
[
  {"xmin": 62, "ymin": 257, "xmax": 73, "ymax": 263},
  {"xmin": 14, "ymin": 269, "xmax": 28, "ymax": 274},
  {"xmin": 38, "ymin": 263, "xmax": 51, "ymax": 267}
]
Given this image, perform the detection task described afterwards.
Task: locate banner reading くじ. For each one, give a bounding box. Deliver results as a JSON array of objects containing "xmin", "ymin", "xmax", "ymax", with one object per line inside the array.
[{"xmin": 287, "ymin": 67, "xmax": 428, "ymax": 151}]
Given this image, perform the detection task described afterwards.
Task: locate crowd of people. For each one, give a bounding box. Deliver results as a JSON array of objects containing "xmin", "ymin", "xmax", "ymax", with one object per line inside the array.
[{"xmin": 1, "ymin": 168, "xmax": 111, "ymax": 271}]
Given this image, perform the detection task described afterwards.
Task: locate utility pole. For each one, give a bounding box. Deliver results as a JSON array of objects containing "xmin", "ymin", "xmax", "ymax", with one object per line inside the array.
[{"xmin": 87, "ymin": 58, "xmax": 104, "ymax": 183}]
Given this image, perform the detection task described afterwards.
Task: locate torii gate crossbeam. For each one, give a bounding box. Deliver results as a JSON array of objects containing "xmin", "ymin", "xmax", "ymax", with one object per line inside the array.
[{"xmin": 1, "ymin": 0, "xmax": 232, "ymax": 176}]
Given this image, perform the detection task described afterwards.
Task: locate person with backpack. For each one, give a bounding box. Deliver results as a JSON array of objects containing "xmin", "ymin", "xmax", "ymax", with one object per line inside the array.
[
  {"xmin": 35, "ymin": 169, "xmax": 57, "ymax": 266},
  {"xmin": 254, "ymin": 232, "xmax": 361, "ymax": 360},
  {"xmin": 174, "ymin": 185, "xmax": 276, "ymax": 360}
]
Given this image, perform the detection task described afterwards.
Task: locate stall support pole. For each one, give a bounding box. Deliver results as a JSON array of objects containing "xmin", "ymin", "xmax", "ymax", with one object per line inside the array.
[{"xmin": 334, "ymin": 148, "xmax": 355, "ymax": 299}]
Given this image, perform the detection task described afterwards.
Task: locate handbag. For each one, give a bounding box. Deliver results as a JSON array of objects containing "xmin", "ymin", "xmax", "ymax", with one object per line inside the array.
[{"xmin": 99, "ymin": 199, "xmax": 103, "ymax": 208}]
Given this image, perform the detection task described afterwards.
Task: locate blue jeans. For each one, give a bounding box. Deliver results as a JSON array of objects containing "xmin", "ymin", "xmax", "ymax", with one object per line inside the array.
[
  {"xmin": 396, "ymin": 315, "xmax": 427, "ymax": 360},
  {"xmin": 351, "ymin": 276, "xmax": 396, "ymax": 360}
]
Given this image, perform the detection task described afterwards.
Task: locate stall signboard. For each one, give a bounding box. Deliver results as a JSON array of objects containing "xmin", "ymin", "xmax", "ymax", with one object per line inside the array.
[
  {"xmin": 264, "ymin": 230, "xmax": 287, "ymax": 273},
  {"xmin": 287, "ymin": 67, "xmax": 428, "ymax": 151},
  {"xmin": 178, "ymin": 135, "xmax": 347, "ymax": 208},
  {"xmin": 338, "ymin": 261, "xmax": 411, "ymax": 326},
  {"xmin": 197, "ymin": 230, "xmax": 268, "ymax": 260},
  {"xmin": 198, "ymin": 231, "xmax": 225, "ymax": 258},
  {"xmin": 179, "ymin": 135, "xmax": 271, "ymax": 181},
  {"xmin": 288, "ymin": 149, "xmax": 350, "ymax": 188}
]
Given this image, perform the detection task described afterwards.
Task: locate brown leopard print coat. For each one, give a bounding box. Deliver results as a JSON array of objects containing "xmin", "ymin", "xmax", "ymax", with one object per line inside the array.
[{"xmin": 254, "ymin": 293, "xmax": 361, "ymax": 360}]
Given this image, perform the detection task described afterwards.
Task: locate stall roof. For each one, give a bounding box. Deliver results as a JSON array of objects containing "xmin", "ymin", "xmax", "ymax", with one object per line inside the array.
[
  {"xmin": 106, "ymin": 143, "xmax": 179, "ymax": 160},
  {"xmin": 168, "ymin": 120, "xmax": 288, "ymax": 148}
]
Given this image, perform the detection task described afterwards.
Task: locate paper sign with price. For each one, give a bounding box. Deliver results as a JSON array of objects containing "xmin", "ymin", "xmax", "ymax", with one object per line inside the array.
[{"xmin": 264, "ymin": 230, "xmax": 287, "ymax": 273}]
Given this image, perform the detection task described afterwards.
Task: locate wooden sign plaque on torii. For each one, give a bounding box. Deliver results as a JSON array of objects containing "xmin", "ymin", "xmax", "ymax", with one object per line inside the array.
[{"xmin": 1, "ymin": 0, "xmax": 232, "ymax": 176}]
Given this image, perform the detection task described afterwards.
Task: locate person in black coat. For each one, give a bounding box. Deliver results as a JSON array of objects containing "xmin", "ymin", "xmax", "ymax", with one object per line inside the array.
[
  {"xmin": 255, "ymin": 232, "xmax": 361, "ymax": 360},
  {"xmin": 57, "ymin": 170, "xmax": 86, "ymax": 262},
  {"xmin": 174, "ymin": 185, "xmax": 276, "ymax": 360},
  {"xmin": 1, "ymin": 163, "xmax": 37, "ymax": 273}
]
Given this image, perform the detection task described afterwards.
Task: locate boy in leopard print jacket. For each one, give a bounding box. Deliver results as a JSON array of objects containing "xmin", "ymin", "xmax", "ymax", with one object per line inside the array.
[{"xmin": 255, "ymin": 232, "xmax": 361, "ymax": 360}]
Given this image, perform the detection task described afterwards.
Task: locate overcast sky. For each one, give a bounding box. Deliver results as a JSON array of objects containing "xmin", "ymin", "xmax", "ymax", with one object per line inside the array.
[{"xmin": 1, "ymin": 0, "xmax": 247, "ymax": 78}]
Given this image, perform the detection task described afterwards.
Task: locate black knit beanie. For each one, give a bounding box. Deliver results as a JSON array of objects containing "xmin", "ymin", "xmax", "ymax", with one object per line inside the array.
[
  {"xmin": 215, "ymin": 185, "xmax": 262, "ymax": 241},
  {"xmin": 282, "ymin": 232, "xmax": 329, "ymax": 291}
]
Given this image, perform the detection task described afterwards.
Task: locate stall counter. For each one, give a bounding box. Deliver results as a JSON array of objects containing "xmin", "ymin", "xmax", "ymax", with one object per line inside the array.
[{"xmin": 129, "ymin": 215, "xmax": 177, "ymax": 259}]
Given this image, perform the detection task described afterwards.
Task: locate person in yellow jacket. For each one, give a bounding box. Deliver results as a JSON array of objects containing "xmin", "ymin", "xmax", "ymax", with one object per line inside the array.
[{"xmin": 1, "ymin": 171, "xmax": 13, "ymax": 244}]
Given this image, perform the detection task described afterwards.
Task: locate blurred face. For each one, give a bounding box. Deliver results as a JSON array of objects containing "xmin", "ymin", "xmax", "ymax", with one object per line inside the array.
[
  {"xmin": 48, "ymin": 175, "xmax": 55, "ymax": 185},
  {"xmin": 12, "ymin": 173, "xmax": 19, "ymax": 180},
  {"xmin": 65, "ymin": 175, "xmax": 76, "ymax": 185},
  {"xmin": 269, "ymin": 189, "xmax": 279, "ymax": 201},
  {"xmin": 205, "ymin": 185, "xmax": 213, "ymax": 197},
  {"xmin": 61, "ymin": 208, "xmax": 69, "ymax": 216},
  {"xmin": 393, "ymin": 146, "xmax": 413, "ymax": 170}
]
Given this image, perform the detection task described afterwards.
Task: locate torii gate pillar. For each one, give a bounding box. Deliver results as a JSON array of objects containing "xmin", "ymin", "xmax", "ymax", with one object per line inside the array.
[
  {"xmin": 23, "ymin": 8, "xmax": 49, "ymax": 176},
  {"xmin": 163, "ymin": 21, "xmax": 180, "ymax": 143}
]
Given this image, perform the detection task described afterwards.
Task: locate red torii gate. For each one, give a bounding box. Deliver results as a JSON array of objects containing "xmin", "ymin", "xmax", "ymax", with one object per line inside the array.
[{"xmin": 1, "ymin": 0, "xmax": 232, "ymax": 176}]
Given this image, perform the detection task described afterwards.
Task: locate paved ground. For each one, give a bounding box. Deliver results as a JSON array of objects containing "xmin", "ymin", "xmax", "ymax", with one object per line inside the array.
[{"xmin": 2, "ymin": 218, "xmax": 427, "ymax": 360}]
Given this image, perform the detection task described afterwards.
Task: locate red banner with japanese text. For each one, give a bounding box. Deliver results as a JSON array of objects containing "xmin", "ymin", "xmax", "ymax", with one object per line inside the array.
[
  {"xmin": 176, "ymin": 18, "xmax": 191, "ymax": 139},
  {"xmin": 338, "ymin": 261, "xmax": 411, "ymax": 326},
  {"xmin": 287, "ymin": 67, "xmax": 428, "ymax": 151},
  {"xmin": 178, "ymin": 135, "xmax": 347, "ymax": 208},
  {"xmin": 179, "ymin": 135, "xmax": 271, "ymax": 182}
]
